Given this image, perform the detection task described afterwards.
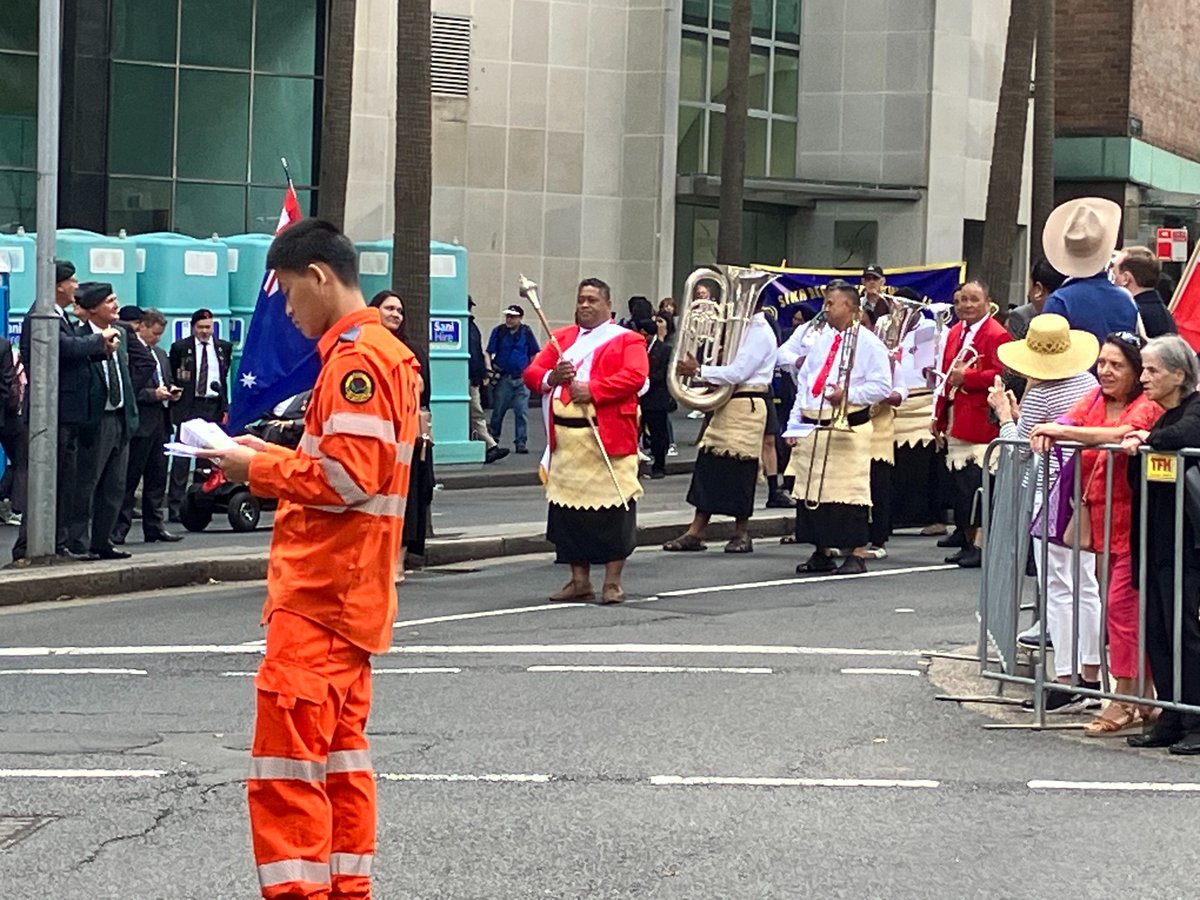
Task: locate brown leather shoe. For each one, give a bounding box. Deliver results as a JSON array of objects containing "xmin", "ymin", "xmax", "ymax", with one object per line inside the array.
[
  {"xmin": 601, "ymin": 583, "xmax": 626, "ymax": 604},
  {"xmin": 549, "ymin": 581, "xmax": 594, "ymax": 602}
]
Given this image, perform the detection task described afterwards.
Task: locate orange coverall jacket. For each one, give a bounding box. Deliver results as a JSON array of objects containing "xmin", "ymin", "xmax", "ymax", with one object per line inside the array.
[{"xmin": 248, "ymin": 306, "xmax": 420, "ymax": 654}]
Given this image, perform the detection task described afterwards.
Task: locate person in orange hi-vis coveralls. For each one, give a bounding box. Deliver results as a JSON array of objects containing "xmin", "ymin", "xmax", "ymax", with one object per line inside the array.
[{"xmin": 200, "ymin": 219, "xmax": 419, "ymax": 900}]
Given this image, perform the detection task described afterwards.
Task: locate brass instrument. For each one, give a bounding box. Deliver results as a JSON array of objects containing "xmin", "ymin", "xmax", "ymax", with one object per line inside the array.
[
  {"xmin": 927, "ymin": 302, "xmax": 1001, "ymax": 402},
  {"xmin": 804, "ymin": 320, "xmax": 861, "ymax": 511},
  {"xmin": 668, "ymin": 265, "xmax": 774, "ymax": 412},
  {"xmin": 873, "ymin": 292, "xmax": 928, "ymax": 360}
]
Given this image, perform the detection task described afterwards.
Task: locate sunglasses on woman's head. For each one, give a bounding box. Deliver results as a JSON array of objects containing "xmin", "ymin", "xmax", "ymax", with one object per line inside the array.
[{"xmin": 1109, "ymin": 331, "xmax": 1143, "ymax": 349}]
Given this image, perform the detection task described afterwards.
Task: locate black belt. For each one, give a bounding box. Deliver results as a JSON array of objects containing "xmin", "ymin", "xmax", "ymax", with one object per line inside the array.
[
  {"xmin": 553, "ymin": 416, "xmax": 590, "ymax": 429},
  {"xmin": 731, "ymin": 390, "xmax": 768, "ymax": 400},
  {"xmin": 102, "ymin": 408, "xmax": 124, "ymax": 416},
  {"xmin": 802, "ymin": 407, "xmax": 871, "ymax": 428}
]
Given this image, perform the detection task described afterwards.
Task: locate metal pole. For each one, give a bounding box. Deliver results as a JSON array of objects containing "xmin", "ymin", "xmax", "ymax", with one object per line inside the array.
[
  {"xmin": 1137, "ymin": 451, "xmax": 1148, "ymax": 699},
  {"xmin": 26, "ymin": 0, "xmax": 62, "ymax": 559},
  {"xmin": 1173, "ymin": 451, "xmax": 1184, "ymax": 705}
]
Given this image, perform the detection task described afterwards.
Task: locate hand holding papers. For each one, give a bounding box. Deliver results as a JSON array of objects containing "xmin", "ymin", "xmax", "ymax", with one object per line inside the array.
[{"xmin": 163, "ymin": 418, "xmax": 238, "ymax": 459}]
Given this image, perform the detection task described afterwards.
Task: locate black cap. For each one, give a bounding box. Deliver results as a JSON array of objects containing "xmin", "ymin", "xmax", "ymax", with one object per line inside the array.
[
  {"xmin": 118, "ymin": 305, "xmax": 143, "ymax": 322},
  {"xmin": 55, "ymin": 259, "xmax": 76, "ymax": 284},
  {"xmin": 75, "ymin": 282, "xmax": 114, "ymax": 310},
  {"xmin": 191, "ymin": 308, "xmax": 214, "ymax": 325},
  {"xmin": 503, "ymin": 304, "xmax": 524, "ymax": 317},
  {"xmin": 862, "ymin": 265, "xmax": 885, "ymax": 278}
]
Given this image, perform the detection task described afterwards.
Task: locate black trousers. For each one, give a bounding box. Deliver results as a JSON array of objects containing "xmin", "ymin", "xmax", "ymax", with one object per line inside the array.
[
  {"xmin": 1144, "ymin": 557, "xmax": 1200, "ymax": 731},
  {"xmin": 869, "ymin": 459, "xmax": 893, "ymax": 547},
  {"xmin": 116, "ymin": 421, "xmax": 170, "ymax": 541},
  {"xmin": 952, "ymin": 460, "xmax": 984, "ymax": 533},
  {"xmin": 75, "ymin": 411, "xmax": 130, "ymax": 553},
  {"xmin": 12, "ymin": 421, "xmax": 84, "ymax": 560},
  {"xmin": 0, "ymin": 419, "xmax": 26, "ymax": 512},
  {"xmin": 167, "ymin": 400, "xmax": 222, "ymax": 516},
  {"xmin": 643, "ymin": 407, "xmax": 670, "ymax": 474}
]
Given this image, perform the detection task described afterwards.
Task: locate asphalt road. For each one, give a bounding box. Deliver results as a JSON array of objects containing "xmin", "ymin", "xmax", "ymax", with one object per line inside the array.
[{"xmin": 0, "ymin": 536, "xmax": 1197, "ymax": 898}]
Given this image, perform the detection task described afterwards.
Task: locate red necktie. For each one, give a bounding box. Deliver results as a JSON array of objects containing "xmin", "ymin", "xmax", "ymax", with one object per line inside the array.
[{"xmin": 811, "ymin": 333, "xmax": 843, "ymax": 398}]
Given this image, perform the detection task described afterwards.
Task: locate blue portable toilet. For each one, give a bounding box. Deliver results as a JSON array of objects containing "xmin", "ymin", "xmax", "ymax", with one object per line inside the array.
[
  {"xmin": 0, "ymin": 260, "xmax": 7, "ymax": 478},
  {"xmin": 53, "ymin": 229, "xmax": 138, "ymax": 308},
  {"xmin": 133, "ymin": 233, "xmax": 231, "ymax": 348},
  {"xmin": 223, "ymin": 233, "xmax": 274, "ymax": 375},
  {"xmin": 0, "ymin": 231, "xmax": 35, "ymax": 335},
  {"xmin": 355, "ymin": 239, "xmax": 393, "ymax": 302}
]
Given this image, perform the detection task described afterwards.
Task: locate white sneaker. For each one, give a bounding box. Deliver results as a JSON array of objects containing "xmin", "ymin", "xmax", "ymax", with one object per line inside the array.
[
  {"xmin": 667, "ymin": 444, "xmax": 679, "ymax": 457},
  {"xmin": 2, "ymin": 512, "xmax": 19, "ymax": 526},
  {"xmin": 638, "ymin": 450, "xmax": 651, "ymax": 463},
  {"xmin": 1017, "ymin": 623, "xmax": 1050, "ymax": 649},
  {"xmin": 865, "ymin": 545, "xmax": 888, "ymax": 559},
  {"xmin": 688, "ymin": 409, "xmax": 705, "ymax": 419}
]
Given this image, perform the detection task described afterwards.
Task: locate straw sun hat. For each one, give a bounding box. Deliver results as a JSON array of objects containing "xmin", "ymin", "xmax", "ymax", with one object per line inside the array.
[{"xmin": 997, "ymin": 313, "xmax": 1099, "ymax": 380}]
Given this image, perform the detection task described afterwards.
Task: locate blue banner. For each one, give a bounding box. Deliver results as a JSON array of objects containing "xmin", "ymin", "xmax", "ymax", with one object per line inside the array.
[{"xmin": 755, "ymin": 261, "xmax": 966, "ymax": 322}]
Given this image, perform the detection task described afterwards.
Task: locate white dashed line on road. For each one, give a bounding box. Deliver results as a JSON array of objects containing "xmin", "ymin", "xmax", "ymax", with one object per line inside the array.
[
  {"xmin": 0, "ymin": 769, "xmax": 167, "ymax": 779},
  {"xmin": 1028, "ymin": 780, "xmax": 1200, "ymax": 793},
  {"xmin": 653, "ymin": 564, "xmax": 959, "ymax": 598},
  {"xmin": 219, "ymin": 667, "xmax": 463, "ymax": 677},
  {"xmin": 377, "ymin": 773, "xmax": 552, "ymax": 784},
  {"xmin": 839, "ymin": 668, "xmax": 922, "ymax": 677},
  {"xmin": 650, "ymin": 776, "xmax": 941, "ymax": 789},
  {"xmin": 393, "ymin": 604, "xmax": 578, "ymax": 630},
  {"xmin": 0, "ymin": 668, "xmax": 148, "ymax": 676},
  {"xmin": 526, "ymin": 665, "xmax": 773, "ymax": 675},
  {"xmin": 390, "ymin": 643, "xmax": 921, "ymax": 657}
]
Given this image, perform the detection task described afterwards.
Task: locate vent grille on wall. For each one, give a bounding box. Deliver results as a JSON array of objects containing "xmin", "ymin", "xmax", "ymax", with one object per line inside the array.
[{"xmin": 431, "ymin": 15, "xmax": 471, "ymax": 97}]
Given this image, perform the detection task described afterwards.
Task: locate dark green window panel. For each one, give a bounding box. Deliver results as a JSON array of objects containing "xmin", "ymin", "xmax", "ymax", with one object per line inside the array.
[
  {"xmin": 710, "ymin": 39, "xmax": 728, "ymax": 104},
  {"xmin": 752, "ymin": 0, "xmax": 772, "ymax": 38},
  {"xmin": 0, "ymin": 53, "xmax": 37, "ymax": 169},
  {"xmin": 177, "ymin": 70, "xmax": 250, "ymax": 181},
  {"xmin": 707, "ymin": 110, "xmax": 724, "ymax": 173},
  {"xmin": 251, "ymin": 75, "xmax": 317, "ymax": 184},
  {"xmin": 107, "ymin": 177, "xmax": 172, "ymax": 234},
  {"xmin": 680, "ymin": 34, "xmax": 707, "ymax": 104},
  {"xmin": 0, "ymin": 0, "xmax": 37, "ymax": 53},
  {"xmin": 109, "ymin": 64, "xmax": 175, "ymax": 176},
  {"xmin": 112, "ymin": 0, "xmax": 178, "ymax": 63},
  {"xmin": 0, "ymin": 169, "xmax": 35, "ymax": 232},
  {"xmin": 248, "ymin": 185, "xmax": 312, "ymax": 233},
  {"xmin": 677, "ymin": 106, "xmax": 704, "ymax": 175},
  {"xmin": 175, "ymin": 181, "xmax": 247, "ymax": 237},
  {"xmin": 776, "ymin": 0, "xmax": 801, "ymax": 42},
  {"xmin": 255, "ymin": 0, "xmax": 319, "ymax": 75},
  {"xmin": 748, "ymin": 45, "xmax": 770, "ymax": 111},
  {"xmin": 712, "ymin": 0, "xmax": 730, "ymax": 29},
  {"xmin": 682, "ymin": 0, "xmax": 708, "ymax": 27},
  {"xmin": 773, "ymin": 48, "xmax": 799, "ymax": 115},
  {"xmin": 180, "ymin": 0, "xmax": 252, "ymax": 69},
  {"xmin": 746, "ymin": 115, "xmax": 768, "ymax": 177},
  {"xmin": 770, "ymin": 119, "xmax": 797, "ymax": 178}
]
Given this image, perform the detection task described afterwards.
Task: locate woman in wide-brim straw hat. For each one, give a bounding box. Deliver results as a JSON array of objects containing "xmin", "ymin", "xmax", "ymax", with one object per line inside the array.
[{"xmin": 988, "ymin": 314, "xmax": 1105, "ymax": 713}]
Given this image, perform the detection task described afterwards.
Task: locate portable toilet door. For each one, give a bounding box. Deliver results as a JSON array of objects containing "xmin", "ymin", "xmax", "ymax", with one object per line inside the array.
[
  {"xmin": 222, "ymin": 233, "xmax": 275, "ymax": 376},
  {"xmin": 0, "ymin": 231, "xmax": 36, "ymax": 332},
  {"xmin": 133, "ymin": 233, "xmax": 231, "ymax": 348},
  {"xmin": 355, "ymin": 240, "xmax": 393, "ymax": 302},
  {"xmin": 54, "ymin": 229, "xmax": 138, "ymax": 309},
  {"xmin": 427, "ymin": 241, "xmax": 482, "ymax": 463}
]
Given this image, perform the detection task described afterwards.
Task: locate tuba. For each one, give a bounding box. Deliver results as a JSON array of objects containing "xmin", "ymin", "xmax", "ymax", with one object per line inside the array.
[
  {"xmin": 874, "ymin": 291, "xmax": 928, "ymax": 357},
  {"xmin": 668, "ymin": 265, "xmax": 774, "ymax": 412}
]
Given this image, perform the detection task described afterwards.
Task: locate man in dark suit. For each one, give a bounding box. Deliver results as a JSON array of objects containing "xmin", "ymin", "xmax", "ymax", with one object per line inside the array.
[
  {"xmin": 1112, "ymin": 246, "xmax": 1178, "ymax": 338},
  {"xmin": 72, "ymin": 283, "xmax": 139, "ymax": 559},
  {"xmin": 638, "ymin": 316, "xmax": 672, "ymax": 478},
  {"xmin": 11, "ymin": 260, "xmax": 118, "ymax": 562},
  {"xmin": 115, "ymin": 307, "xmax": 182, "ymax": 545},
  {"xmin": 166, "ymin": 308, "xmax": 232, "ymax": 521}
]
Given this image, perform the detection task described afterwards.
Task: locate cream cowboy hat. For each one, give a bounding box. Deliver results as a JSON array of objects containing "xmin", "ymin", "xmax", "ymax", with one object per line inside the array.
[
  {"xmin": 1042, "ymin": 197, "xmax": 1122, "ymax": 278},
  {"xmin": 998, "ymin": 313, "xmax": 1099, "ymax": 381}
]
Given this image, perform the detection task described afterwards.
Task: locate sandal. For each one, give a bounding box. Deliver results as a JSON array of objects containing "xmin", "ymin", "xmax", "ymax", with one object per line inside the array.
[
  {"xmin": 662, "ymin": 533, "xmax": 706, "ymax": 552},
  {"xmin": 779, "ymin": 535, "xmax": 798, "ymax": 545},
  {"xmin": 1084, "ymin": 702, "xmax": 1140, "ymax": 736},
  {"xmin": 723, "ymin": 536, "xmax": 753, "ymax": 554}
]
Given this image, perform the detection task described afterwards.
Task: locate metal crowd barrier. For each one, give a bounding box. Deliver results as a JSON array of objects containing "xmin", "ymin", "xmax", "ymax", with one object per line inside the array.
[{"xmin": 969, "ymin": 437, "xmax": 1200, "ymax": 730}]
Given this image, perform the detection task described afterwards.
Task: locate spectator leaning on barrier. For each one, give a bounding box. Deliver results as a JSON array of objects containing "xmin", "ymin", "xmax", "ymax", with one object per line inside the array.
[
  {"xmin": 487, "ymin": 303, "xmax": 540, "ymax": 454},
  {"xmin": 1121, "ymin": 335, "xmax": 1200, "ymax": 754},
  {"xmin": 1111, "ymin": 246, "xmax": 1178, "ymax": 339},
  {"xmin": 990, "ymin": 313, "xmax": 1102, "ymax": 712}
]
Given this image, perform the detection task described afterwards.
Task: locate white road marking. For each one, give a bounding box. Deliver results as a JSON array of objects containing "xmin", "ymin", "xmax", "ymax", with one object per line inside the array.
[
  {"xmin": 0, "ymin": 667, "xmax": 147, "ymax": 676},
  {"xmin": 0, "ymin": 644, "xmax": 263, "ymax": 658},
  {"xmin": 377, "ymin": 773, "xmax": 551, "ymax": 784},
  {"xmin": 0, "ymin": 769, "xmax": 167, "ymax": 779},
  {"xmin": 526, "ymin": 665, "xmax": 773, "ymax": 675},
  {"xmin": 840, "ymin": 668, "xmax": 922, "ymax": 677},
  {"xmin": 391, "ymin": 643, "xmax": 920, "ymax": 657},
  {"xmin": 894, "ymin": 608, "xmax": 915, "ymax": 614},
  {"xmin": 650, "ymin": 775, "xmax": 940, "ymax": 789},
  {"xmin": 393, "ymin": 603, "xmax": 577, "ymax": 630},
  {"xmin": 220, "ymin": 667, "xmax": 462, "ymax": 677},
  {"xmin": 654, "ymin": 564, "xmax": 958, "ymax": 598},
  {"xmin": 1028, "ymin": 780, "xmax": 1200, "ymax": 793}
]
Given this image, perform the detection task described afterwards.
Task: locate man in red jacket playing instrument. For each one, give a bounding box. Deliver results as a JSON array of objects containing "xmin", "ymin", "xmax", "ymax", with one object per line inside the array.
[
  {"xmin": 524, "ymin": 278, "xmax": 650, "ymax": 604},
  {"xmin": 930, "ymin": 279, "xmax": 1011, "ymax": 568}
]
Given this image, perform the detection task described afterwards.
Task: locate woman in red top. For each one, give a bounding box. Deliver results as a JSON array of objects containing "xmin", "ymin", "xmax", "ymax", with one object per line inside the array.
[{"xmin": 1031, "ymin": 332, "xmax": 1164, "ymax": 733}]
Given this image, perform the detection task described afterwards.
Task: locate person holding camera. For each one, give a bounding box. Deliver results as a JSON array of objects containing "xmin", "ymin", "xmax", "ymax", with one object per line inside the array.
[{"xmin": 167, "ymin": 308, "xmax": 233, "ymax": 522}]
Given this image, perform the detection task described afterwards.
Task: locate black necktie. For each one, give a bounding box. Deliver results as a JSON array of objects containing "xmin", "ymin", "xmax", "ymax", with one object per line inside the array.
[
  {"xmin": 106, "ymin": 355, "xmax": 122, "ymax": 408},
  {"xmin": 197, "ymin": 342, "xmax": 209, "ymax": 398}
]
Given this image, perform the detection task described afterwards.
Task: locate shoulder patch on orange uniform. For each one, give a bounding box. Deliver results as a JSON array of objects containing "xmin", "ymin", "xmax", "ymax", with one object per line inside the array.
[{"xmin": 341, "ymin": 369, "xmax": 376, "ymax": 404}]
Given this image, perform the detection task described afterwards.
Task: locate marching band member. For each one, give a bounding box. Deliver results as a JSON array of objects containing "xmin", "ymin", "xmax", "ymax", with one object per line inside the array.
[
  {"xmin": 524, "ymin": 278, "xmax": 649, "ymax": 605},
  {"xmin": 663, "ymin": 294, "xmax": 780, "ymax": 554},
  {"xmin": 784, "ymin": 280, "xmax": 892, "ymax": 575},
  {"xmin": 929, "ymin": 280, "xmax": 1011, "ymax": 568}
]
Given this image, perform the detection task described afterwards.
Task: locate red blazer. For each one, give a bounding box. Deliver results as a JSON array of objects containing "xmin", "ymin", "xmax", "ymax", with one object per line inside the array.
[
  {"xmin": 934, "ymin": 315, "xmax": 1011, "ymax": 444},
  {"xmin": 525, "ymin": 326, "xmax": 649, "ymax": 457}
]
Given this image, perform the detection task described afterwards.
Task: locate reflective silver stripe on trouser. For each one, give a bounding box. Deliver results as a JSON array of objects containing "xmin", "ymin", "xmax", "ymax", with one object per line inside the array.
[
  {"xmin": 330, "ymin": 852, "xmax": 374, "ymax": 877},
  {"xmin": 320, "ymin": 456, "xmax": 371, "ymax": 506},
  {"xmin": 257, "ymin": 858, "xmax": 330, "ymax": 888},
  {"xmin": 248, "ymin": 756, "xmax": 327, "ymax": 782},
  {"xmin": 309, "ymin": 492, "xmax": 408, "ymax": 518},
  {"xmin": 326, "ymin": 748, "xmax": 373, "ymax": 774}
]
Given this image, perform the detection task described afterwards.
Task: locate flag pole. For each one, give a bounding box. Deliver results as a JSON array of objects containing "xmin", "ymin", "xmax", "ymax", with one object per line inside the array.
[{"xmin": 280, "ymin": 157, "xmax": 295, "ymax": 191}]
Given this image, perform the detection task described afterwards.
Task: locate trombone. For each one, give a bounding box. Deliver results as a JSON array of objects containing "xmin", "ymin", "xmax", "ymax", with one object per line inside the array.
[{"xmin": 803, "ymin": 320, "xmax": 861, "ymax": 511}]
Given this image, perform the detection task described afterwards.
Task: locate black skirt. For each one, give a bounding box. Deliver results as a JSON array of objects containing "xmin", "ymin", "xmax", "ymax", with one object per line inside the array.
[
  {"xmin": 795, "ymin": 501, "xmax": 869, "ymax": 549},
  {"xmin": 869, "ymin": 458, "xmax": 892, "ymax": 546},
  {"xmin": 687, "ymin": 450, "xmax": 758, "ymax": 519},
  {"xmin": 547, "ymin": 501, "xmax": 638, "ymax": 565},
  {"xmin": 892, "ymin": 441, "xmax": 939, "ymax": 527},
  {"xmin": 403, "ymin": 439, "xmax": 434, "ymax": 556}
]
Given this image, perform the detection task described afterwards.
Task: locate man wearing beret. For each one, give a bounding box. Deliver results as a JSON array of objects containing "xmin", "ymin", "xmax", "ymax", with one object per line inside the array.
[
  {"xmin": 11, "ymin": 261, "xmax": 120, "ymax": 563},
  {"xmin": 72, "ymin": 282, "xmax": 139, "ymax": 560}
]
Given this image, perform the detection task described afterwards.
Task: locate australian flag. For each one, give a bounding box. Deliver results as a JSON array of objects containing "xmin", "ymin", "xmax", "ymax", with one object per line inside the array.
[{"xmin": 227, "ymin": 184, "xmax": 320, "ymax": 432}]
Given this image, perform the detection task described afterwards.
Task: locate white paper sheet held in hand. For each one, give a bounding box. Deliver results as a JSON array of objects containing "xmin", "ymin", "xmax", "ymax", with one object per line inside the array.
[{"xmin": 163, "ymin": 418, "xmax": 238, "ymax": 458}]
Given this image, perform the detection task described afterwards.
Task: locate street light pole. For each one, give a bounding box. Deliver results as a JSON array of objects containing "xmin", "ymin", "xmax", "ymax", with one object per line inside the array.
[{"xmin": 26, "ymin": 0, "xmax": 62, "ymax": 559}]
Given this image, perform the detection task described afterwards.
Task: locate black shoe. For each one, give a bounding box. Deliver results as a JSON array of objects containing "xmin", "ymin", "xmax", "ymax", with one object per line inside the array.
[
  {"xmin": 145, "ymin": 530, "xmax": 183, "ymax": 543},
  {"xmin": 944, "ymin": 548, "xmax": 966, "ymax": 564},
  {"xmin": 765, "ymin": 489, "xmax": 797, "ymax": 509},
  {"xmin": 837, "ymin": 555, "xmax": 867, "ymax": 575},
  {"xmin": 937, "ymin": 530, "xmax": 967, "ymax": 549},
  {"xmin": 484, "ymin": 446, "xmax": 510, "ymax": 464},
  {"xmin": 956, "ymin": 547, "xmax": 982, "ymax": 568},
  {"xmin": 167, "ymin": 513, "xmax": 182, "ymax": 524},
  {"xmin": 796, "ymin": 552, "xmax": 837, "ymax": 574},
  {"xmin": 1021, "ymin": 681, "xmax": 1101, "ymax": 714},
  {"xmin": 650, "ymin": 470, "xmax": 666, "ymax": 480},
  {"xmin": 93, "ymin": 547, "xmax": 132, "ymax": 560},
  {"xmin": 514, "ymin": 443, "xmax": 529, "ymax": 454},
  {"xmin": 1168, "ymin": 732, "xmax": 1200, "ymax": 755},
  {"xmin": 1128, "ymin": 721, "xmax": 1186, "ymax": 748},
  {"xmin": 55, "ymin": 549, "xmax": 88, "ymax": 561},
  {"xmin": 112, "ymin": 535, "xmax": 127, "ymax": 546}
]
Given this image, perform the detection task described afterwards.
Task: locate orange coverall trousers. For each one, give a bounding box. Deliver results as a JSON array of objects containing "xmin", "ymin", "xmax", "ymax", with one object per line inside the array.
[{"xmin": 249, "ymin": 610, "xmax": 376, "ymax": 899}]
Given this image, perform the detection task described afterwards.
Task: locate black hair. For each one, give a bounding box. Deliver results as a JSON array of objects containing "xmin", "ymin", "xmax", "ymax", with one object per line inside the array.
[
  {"xmin": 578, "ymin": 277, "xmax": 612, "ymax": 302},
  {"xmin": 1103, "ymin": 332, "xmax": 1145, "ymax": 398},
  {"xmin": 825, "ymin": 278, "xmax": 859, "ymax": 306},
  {"xmin": 1030, "ymin": 257, "xmax": 1066, "ymax": 294},
  {"xmin": 963, "ymin": 278, "xmax": 991, "ymax": 297},
  {"xmin": 266, "ymin": 217, "xmax": 359, "ymax": 287},
  {"xmin": 893, "ymin": 286, "xmax": 923, "ymax": 303},
  {"xmin": 654, "ymin": 309, "xmax": 676, "ymax": 338},
  {"xmin": 190, "ymin": 308, "xmax": 213, "ymax": 325},
  {"xmin": 368, "ymin": 289, "xmax": 407, "ymax": 341},
  {"xmin": 628, "ymin": 295, "xmax": 653, "ymax": 320}
]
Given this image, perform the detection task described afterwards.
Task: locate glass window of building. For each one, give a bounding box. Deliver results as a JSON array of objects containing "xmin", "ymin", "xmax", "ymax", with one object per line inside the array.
[
  {"xmin": 677, "ymin": 1, "xmax": 800, "ymax": 179},
  {"xmin": 0, "ymin": 0, "xmax": 38, "ymax": 232}
]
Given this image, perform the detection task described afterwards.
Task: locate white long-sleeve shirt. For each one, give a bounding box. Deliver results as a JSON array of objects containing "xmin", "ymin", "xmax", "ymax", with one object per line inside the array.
[
  {"xmin": 785, "ymin": 324, "xmax": 892, "ymax": 436},
  {"xmin": 697, "ymin": 312, "xmax": 778, "ymax": 386},
  {"xmin": 776, "ymin": 316, "xmax": 823, "ymax": 372}
]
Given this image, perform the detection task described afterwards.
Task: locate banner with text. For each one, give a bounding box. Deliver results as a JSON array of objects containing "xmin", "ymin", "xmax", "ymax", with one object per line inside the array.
[{"xmin": 753, "ymin": 261, "xmax": 967, "ymax": 323}]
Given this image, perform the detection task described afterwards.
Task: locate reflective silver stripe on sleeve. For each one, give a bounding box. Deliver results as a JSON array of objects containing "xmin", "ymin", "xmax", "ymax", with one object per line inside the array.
[
  {"xmin": 299, "ymin": 433, "xmax": 320, "ymax": 457},
  {"xmin": 326, "ymin": 749, "xmax": 373, "ymax": 774},
  {"xmin": 309, "ymin": 493, "xmax": 408, "ymax": 519},
  {"xmin": 319, "ymin": 457, "xmax": 371, "ymax": 506},
  {"xmin": 330, "ymin": 852, "xmax": 374, "ymax": 877},
  {"xmin": 257, "ymin": 858, "xmax": 330, "ymax": 888},
  {"xmin": 248, "ymin": 757, "xmax": 327, "ymax": 782},
  {"xmin": 396, "ymin": 439, "xmax": 414, "ymax": 467},
  {"xmin": 324, "ymin": 411, "xmax": 398, "ymax": 444}
]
